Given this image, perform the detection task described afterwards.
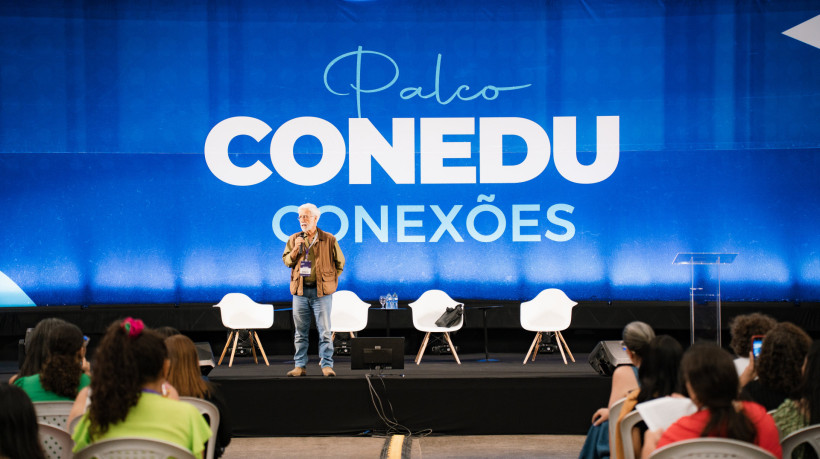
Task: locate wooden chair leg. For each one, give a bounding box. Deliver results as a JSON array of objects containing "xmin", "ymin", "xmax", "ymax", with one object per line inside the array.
[
  {"xmin": 228, "ymin": 331, "xmax": 240, "ymax": 367},
  {"xmin": 250, "ymin": 331, "xmax": 258, "ymax": 364},
  {"xmin": 554, "ymin": 331, "xmax": 568, "ymax": 365},
  {"xmin": 532, "ymin": 332, "xmax": 543, "ymax": 362},
  {"xmin": 443, "ymin": 332, "xmax": 461, "ymax": 365},
  {"xmin": 253, "ymin": 331, "xmax": 270, "ymax": 366},
  {"xmin": 217, "ymin": 330, "xmax": 234, "ymax": 366},
  {"xmin": 416, "ymin": 332, "xmax": 431, "ymax": 365},
  {"xmin": 350, "ymin": 332, "xmax": 356, "ymax": 338},
  {"xmin": 557, "ymin": 331, "xmax": 574, "ymax": 363},
  {"xmin": 523, "ymin": 332, "xmax": 540, "ymax": 365}
]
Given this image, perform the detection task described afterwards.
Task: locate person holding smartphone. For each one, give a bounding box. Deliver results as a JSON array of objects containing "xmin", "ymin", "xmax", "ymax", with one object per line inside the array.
[
  {"xmin": 728, "ymin": 313, "xmax": 776, "ymax": 376},
  {"xmin": 740, "ymin": 322, "xmax": 812, "ymax": 411}
]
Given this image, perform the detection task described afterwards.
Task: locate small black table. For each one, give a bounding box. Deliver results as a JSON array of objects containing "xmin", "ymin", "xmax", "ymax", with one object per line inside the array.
[{"xmin": 370, "ymin": 307, "xmax": 407, "ymax": 336}]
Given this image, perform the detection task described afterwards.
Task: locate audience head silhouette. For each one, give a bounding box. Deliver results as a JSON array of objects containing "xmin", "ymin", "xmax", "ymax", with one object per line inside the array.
[
  {"xmin": 757, "ymin": 322, "xmax": 812, "ymax": 398},
  {"xmin": 0, "ymin": 383, "xmax": 46, "ymax": 459},
  {"xmin": 622, "ymin": 321, "xmax": 655, "ymax": 364},
  {"xmin": 17, "ymin": 317, "xmax": 69, "ymax": 380},
  {"xmin": 40, "ymin": 321, "xmax": 85, "ymax": 399},
  {"xmin": 636, "ymin": 335, "xmax": 683, "ymax": 404},
  {"xmin": 165, "ymin": 334, "xmax": 210, "ymax": 398}
]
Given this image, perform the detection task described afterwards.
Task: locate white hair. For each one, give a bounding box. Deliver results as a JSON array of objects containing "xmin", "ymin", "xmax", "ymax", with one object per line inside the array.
[{"xmin": 298, "ymin": 203, "xmax": 321, "ymax": 218}]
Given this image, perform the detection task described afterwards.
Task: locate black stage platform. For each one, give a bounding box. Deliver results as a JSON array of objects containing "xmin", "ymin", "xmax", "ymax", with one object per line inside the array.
[{"xmin": 209, "ymin": 352, "xmax": 609, "ymax": 437}]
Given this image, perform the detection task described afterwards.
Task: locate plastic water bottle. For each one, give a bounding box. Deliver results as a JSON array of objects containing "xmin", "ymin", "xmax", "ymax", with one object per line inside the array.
[{"xmin": 392, "ymin": 292, "xmax": 398, "ymax": 309}]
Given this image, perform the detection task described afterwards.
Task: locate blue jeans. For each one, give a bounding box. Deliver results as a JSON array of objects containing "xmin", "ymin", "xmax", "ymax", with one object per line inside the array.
[{"xmin": 292, "ymin": 286, "xmax": 333, "ymax": 368}]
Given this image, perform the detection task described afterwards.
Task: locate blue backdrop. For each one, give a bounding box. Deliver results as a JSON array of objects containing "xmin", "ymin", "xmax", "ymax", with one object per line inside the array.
[{"xmin": 1, "ymin": 0, "xmax": 819, "ymax": 306}]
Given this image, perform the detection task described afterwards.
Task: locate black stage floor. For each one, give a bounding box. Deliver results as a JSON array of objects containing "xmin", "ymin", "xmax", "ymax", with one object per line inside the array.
[{"xmin": 209, "ymin": 352, "xmax": 609, "ymax": 437}]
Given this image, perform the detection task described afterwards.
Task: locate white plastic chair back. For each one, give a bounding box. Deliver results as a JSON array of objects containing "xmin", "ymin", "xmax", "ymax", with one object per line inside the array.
[
  {"xmin": 608, "ymin": 397, "xmax": 626, "ymax": 453},
  {"xmin": 38, "ymin": 422, "xmax": 73, "ymax": 459},
  {"xmin": 649, "ymin": 437, "xmax": 777, "ymax": 458},
  {"xmin": 619, "ymin": 409, "xmax": 643, "ymax": 459},
  {"xmin": 408, "ymin": 289, "xmax": 464, "ymax": 332},
  {"xmin": 214, "ymin": 293, "xmax": 274, "ymax": 329},
  {"xmin": 520, "ymin": 288, "xmax": 577, "ymax": 332},
  {"xmin": 33, "ymin": 401, "xmax": 74, "ymax": 430},
  {"xmin": 73, "ymin": 437, "xmax": 197, "ymax": 459},
  {"xmin": 180, "ymin": 397, "xmax": 220, "ymax": 459},
  {"xmin": 781, "ymin": 424, "xmax": 820, "ymax": 459},
  {"xmin": 330, "ymin": 290, "xmax": 371, "ymax": 333}
]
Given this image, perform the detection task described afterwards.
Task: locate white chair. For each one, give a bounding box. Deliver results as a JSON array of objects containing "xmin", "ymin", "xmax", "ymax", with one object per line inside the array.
[
  {"xmin": 608, "ymin": 397, "xmax": 626, "ymax": 454},
  {"xmin": 33, "ymin": 401, "xmax": 74, "ymax": 431},
  {"xmin": 330, "ymin": 290, "xmax": 371, "ymax": 340},
  {"xmin": 408, "ymin": 290, "xmax": 464, "ymax": 365},
  {"xmin": 619, "ymin": 409, "xmax": 644, "ymax": 459},
  {"xmin": 214, "ymin": 293, "xmax": 274, "ymax": 367},
  {"xmin": 649, "ymin": 438, "xmax": 777, "ymax": 458},
  {"xmin": 38, "ymin": 423, "xmax": 73, "ymax": 459},
  {"xmin": 73, "ymin": 437, "xmax": 197, "ymax": 459},
  {"xmin": 520, "ymin": 288, "xmax": 577, "ymax": 364},
  {"xmin": 781, "ymin": 424, "xmax": 820, "ymax": 459},
  {"xmin": 180, "ymin": 397, "xmax": 220, "ymax": 459}
]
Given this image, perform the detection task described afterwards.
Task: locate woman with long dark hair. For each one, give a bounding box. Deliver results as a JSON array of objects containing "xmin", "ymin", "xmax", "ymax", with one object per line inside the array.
[
  {"xmin": 165, "ymin": 334, "xmax": 232, "ymax": 458},
  {"xmin": 741, "ymin": 322, "xmax": 812, "ymax": 411},
  {"xmin": 14, "ymin": 322, "xmax": 89, "ymax": 401},
  {"xmin": 9, "ymin": 318, "xmax": 69, "ymax": 384},
  {"xmin": 0, "ymin": 383, "xmax": 46, "ymax": 459},
  {"xmin": 641, "ymin": 343, "xmax": 782, "ymax": 458},
  {"xmin": 69, "ymin": 318, "xmax": 211, "ymax": 457},
  {"xmin": 613, "ymin": 335, "xmax": 683, "ymax": 459},
  {"xmin": 772, "ymin": 340, "xmax": 820, "ymax": 459}
]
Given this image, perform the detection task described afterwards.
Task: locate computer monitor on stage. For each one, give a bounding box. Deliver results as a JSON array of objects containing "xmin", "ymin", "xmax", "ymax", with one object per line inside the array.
[{"xmin": 351, "ymin": 337, "xmax": 405, "ymax": 370}]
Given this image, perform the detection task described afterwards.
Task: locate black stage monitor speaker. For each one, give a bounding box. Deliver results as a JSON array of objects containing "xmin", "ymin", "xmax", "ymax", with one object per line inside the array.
[
  {"xmin": 195, "ymin": 342, "xmax": 216, "ymax": 373},
  {"xmin": 351, "ymin": 337, "xmax": 405, "ymax": 370},
  {"xmin": 588, "ymin": 340, "xmax": 632, "ymax": 376}
]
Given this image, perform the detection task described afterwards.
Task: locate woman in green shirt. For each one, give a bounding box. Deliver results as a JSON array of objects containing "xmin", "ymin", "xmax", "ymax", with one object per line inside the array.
[{"xmin": 14, "ymin": 322, "xmax": 90, "ymax": 402}]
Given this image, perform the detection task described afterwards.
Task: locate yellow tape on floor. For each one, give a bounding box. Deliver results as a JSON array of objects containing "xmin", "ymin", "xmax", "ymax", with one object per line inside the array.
[{"xmin": 383, "ymin": 435, "xmax": 406, "ymax": 459}]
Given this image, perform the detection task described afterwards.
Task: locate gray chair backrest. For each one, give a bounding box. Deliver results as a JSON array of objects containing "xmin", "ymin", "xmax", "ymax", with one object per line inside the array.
[
  {"xmin": 649, "ymin": 437, "xmax": 776, "ymax": 459},
  {"xmin": 180, "ymin": 396, "xmax": 221, "ymax": 459},
  {"xmin": 619, "ymin": 409, "xmax": 643, "ymax": 459},
  {"xmin": 33, "ymin": 401, "xmax": 75, "ymax": 430},
  {"xmin": 781, "ymin": 424, "xmax": 820, "ymax": 459},
  {"xmin": 38, "ymin": 423, "xmax": 74, "ymax": 459},
  {"xmin": 73, "ymin": 436, "xmax": 197, "ymax": 459},
  {"xmin": 608, "ymin": 397, "xmax": 626, "ymax": 453}
]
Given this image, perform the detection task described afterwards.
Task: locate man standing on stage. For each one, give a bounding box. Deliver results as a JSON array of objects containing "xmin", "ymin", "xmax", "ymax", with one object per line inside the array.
[{"xmin": 282, "ymin": 203, "xmax": 345, "ymax": 377}]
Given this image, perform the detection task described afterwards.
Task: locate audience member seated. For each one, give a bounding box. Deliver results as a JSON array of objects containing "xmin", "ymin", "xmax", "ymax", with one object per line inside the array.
[
  {"xmin": 165, "ymin": 334, "xmax": 233, "ymax": 458},
  {"xmin": 579, "ymin": 321, "xmax": 655, "ymax": 459},
  {"xmin": 729, "ymin": 313, "xmax": 777, "ymax": 376},
  {"xmin": 0, "ymin": 383, "xmax": 46, "ymax": 459},
  {"xmin": 14, "ymin": 322, "xmax": 90, "ymax": 402},
  {"xmin": 772, "ymin": 340, "xmax": 820, "ymax": 459},
  {"xmin": 9, "ymin": 318, "xmax": 69, "ymax": 384},
  {"xmin": 641, "ymin": 343, "xmax": 782, "ymax": 459},
  {"xmin": 741, "ymin": 322, "xmax": 812, "ymax": 411},
  {"xmin": 155, "ymin": 326, "xmax": 181, "ymax": 339},
  {"xmin": 69, "ymin": 317, "xmax": 211, "ymax": 458},
  {"xmin": 613, "ymin": 335, "xmax": 683, "ymax": 459}
]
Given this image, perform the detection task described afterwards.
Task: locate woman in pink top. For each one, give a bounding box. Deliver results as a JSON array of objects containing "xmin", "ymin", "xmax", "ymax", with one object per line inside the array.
[{"xmin": 642, "ymin": 343, "xmax": 782, "ymax": 459}]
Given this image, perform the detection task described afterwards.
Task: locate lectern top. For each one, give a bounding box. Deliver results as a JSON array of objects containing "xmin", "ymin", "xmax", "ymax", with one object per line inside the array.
[{"xmin": 673, "ymin": 253, "xmax": 737, "ymax": 265}]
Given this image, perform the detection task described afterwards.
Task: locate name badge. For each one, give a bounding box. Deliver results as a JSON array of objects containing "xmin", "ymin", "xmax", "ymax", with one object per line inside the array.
[{"xmin": 299, "ymin": 260, "xmax": 312, "ymax": 277}]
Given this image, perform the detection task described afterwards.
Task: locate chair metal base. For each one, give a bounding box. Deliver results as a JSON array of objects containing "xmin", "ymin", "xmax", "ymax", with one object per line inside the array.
[
  {"xmin": 415, "ymin": 331, "xmax": 461, "ymax": 365},
  {"xmin": 523, "ymin": 331, "xmax": 574, "ymax": 365},
  {"xmin": 217, "ymin": 329, "xmax": 269, "ymax": 367}
]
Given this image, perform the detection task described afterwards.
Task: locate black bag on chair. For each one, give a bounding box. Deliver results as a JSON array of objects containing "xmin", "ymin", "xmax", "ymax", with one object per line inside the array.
[{"xmin": 435, "ymin": 304, "xmax": 464, "ymax": 328}]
